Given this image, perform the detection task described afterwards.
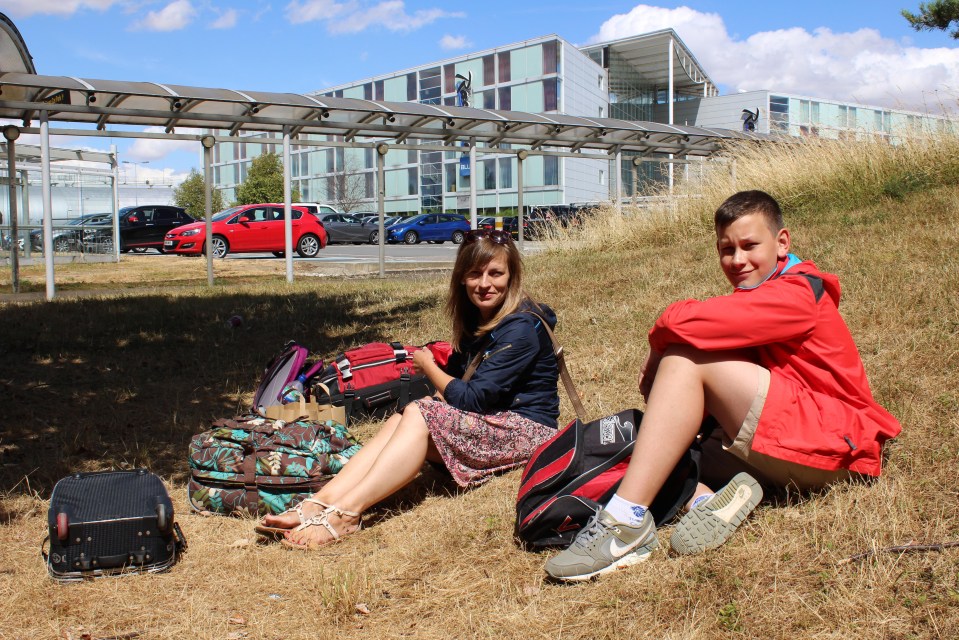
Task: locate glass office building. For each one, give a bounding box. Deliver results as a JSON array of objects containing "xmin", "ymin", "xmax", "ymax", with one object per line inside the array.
[{"xmin": 207, "ymin": 30, "xmax": 948, "ymax": 213}]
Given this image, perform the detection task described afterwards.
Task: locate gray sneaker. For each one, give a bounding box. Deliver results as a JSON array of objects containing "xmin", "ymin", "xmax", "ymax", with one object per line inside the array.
[
  {"xmin": 544, "ymin": 509, "xmax": 659, "ymax": 582},
  {"xmin": 670, "ymin": 472, "xmax": 762, "ymax": 555}
]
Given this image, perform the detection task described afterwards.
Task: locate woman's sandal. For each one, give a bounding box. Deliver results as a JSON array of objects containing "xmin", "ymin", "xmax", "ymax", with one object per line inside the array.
[
  {"xmin": 280, "ymin": 504, "xmax": 363, "ymax": 550},
  {"xmin": 254, "ymin": 498, "xmax": 331, "ymax": 540}
]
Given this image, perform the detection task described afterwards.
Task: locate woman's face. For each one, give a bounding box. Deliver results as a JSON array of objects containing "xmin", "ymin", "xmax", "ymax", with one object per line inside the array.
[{"xmin": 463, "ymin": 253, "xmax": 510, "ymax": 321}]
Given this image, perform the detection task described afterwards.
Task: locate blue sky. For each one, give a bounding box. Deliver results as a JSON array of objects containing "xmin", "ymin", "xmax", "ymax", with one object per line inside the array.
[{"xmin": 2, "ymin": 0, "xmax": 956, "ymax": 184}]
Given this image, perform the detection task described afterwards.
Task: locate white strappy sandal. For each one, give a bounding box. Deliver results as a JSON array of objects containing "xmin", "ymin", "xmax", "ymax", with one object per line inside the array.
[
  {"xmin": 280, "ymin": 504, "xmax": 363, "ymax": 550},
  {"xmin": 254, "ymin": 497, "xmax": 331, "ymax": 540}
]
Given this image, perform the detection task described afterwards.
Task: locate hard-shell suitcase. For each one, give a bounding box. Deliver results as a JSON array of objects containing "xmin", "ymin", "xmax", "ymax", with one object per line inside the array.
[{"xmin": 43, "ymin": 469, "xmax": 186, "ymax": 582}]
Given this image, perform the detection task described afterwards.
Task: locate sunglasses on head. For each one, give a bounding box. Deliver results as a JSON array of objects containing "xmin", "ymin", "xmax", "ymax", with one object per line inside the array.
[{"xmin": 464, "ymin": 228, "xmax": 512, "ymax": 245}]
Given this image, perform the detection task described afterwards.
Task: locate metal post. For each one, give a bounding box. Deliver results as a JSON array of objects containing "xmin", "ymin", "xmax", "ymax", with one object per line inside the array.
[
  {"xmin": 615, "ymin": 149, "xmax": 623, "ymax": 215},
  {"xmin": 376, "ymin": 143, "xmax": 388, "ymax": 278},
  {"xmin": 668, "ymin": 37, "xmax": 675, "ymax": 192},
  {"xmin": 469, "ymin": 142, "xmax": 477, "ymax": 229},
  {"xmin": 20, "ymin": 169, "xmax": 29, "ymax": 258},
  {"xmin": 4, "ymin": 126, "xmax": 20, "ymax": 292},
  {"xmin": 632, "ymin": 156, "xmax": 641, "ymax": 206},
  {"xmin": 516, "ymin": 150, "xmax": 527, "ymax": 253},
  {"xmin": 201, "ymin": 135, "xmax": 215, "ymax": 286},
  {"xmin": 110, "ymin": 145, "xmax": 119, "ymax": 263},
  {"xmin": 40, "ymin": 112, "xmax": 55, "ymax": 300},
  {"xmin": 283, "ymin": 127, "xmax": 293, "ymax": 284}
]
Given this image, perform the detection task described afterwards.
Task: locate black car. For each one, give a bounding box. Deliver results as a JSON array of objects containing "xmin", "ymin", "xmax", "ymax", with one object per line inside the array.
[
  {"xmin": 82, "ymin": 205, "xmax": 194, "ymax": 253},
  {"xmin": 30, "ymin": 212, "xmax": 114, "ymax": 253},
  {"xmin": 502, "ymin": 214, "xmax": 552, "ymax": 240}
]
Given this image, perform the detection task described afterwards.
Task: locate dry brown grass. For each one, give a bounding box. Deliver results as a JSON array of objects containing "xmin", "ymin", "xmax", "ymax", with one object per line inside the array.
[{"xmin": 2, "ymin": 136, "xmax": 958, "ymax": 639}]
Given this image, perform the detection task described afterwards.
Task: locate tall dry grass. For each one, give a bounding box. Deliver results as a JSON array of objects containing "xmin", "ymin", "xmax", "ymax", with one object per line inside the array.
[{"xmin": 1, "ymin": 133, "xmax": 958, "ymax": 639}]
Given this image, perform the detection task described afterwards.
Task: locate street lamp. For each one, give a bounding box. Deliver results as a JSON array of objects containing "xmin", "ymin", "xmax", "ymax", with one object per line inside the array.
[{"xmin": 122, "ymin": 160, "xmax": 150, "ymax": 205}]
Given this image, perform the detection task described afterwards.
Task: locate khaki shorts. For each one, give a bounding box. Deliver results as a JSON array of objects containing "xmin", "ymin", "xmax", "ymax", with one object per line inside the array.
[{"xmin": 706, "ymin": 366, "xmax": 856, "ymax": 492}]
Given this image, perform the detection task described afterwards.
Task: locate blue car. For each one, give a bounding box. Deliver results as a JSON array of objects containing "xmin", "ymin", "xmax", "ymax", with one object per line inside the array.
[{"xmin": 386, "ymin": 213, "xmax": 470, "ymax": 245}]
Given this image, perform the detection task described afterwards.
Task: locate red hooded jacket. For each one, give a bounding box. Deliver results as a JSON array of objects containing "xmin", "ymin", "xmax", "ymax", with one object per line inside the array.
[{"xmin": 648, "ymin": 258, "xmax": 900, "ymax": 476}]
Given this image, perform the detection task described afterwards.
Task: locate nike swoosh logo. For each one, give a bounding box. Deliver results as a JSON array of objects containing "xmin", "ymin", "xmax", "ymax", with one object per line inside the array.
[
  {"xmin": 712, "ymin": 485, "xmax": 754, "ymax": 523},
  {"xmin": 608, "ymin": 536, "xmax": 642, "ymax": 558}
]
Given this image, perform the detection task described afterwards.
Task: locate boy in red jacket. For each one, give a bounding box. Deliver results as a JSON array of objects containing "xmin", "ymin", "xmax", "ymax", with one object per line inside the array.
[{"xmin": 546, "ymin": 190, "xmax": 901, "ymax": 582}]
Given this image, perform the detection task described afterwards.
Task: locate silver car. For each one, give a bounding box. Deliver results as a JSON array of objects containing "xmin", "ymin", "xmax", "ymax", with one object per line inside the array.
[{"xmin": 318, "ymin": 213, "xmax": 378, "ymax": 244}]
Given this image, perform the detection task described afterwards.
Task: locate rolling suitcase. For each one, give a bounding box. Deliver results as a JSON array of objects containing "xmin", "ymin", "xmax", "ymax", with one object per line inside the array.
[{"xmin": 43, "ymin": 469, "xmax": 186, "ymax": 582}]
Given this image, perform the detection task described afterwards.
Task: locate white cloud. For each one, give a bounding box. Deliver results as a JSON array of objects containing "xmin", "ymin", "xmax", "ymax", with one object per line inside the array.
[
  {"xmin": 285, "ymin": 0, "xmax": 353, "ymax": 24},
  {"xmin": 210, "ymin": 8, "xmax": 238, "ymax": 29},
  {"xmin": 439, "ymin": 34, "xmax": 471, "ymax": 51},
  {"xmin": 125, "ymin": 127, "xmax": 205, "ymax": 162},
  {"xmin": 590, "ymin": 4, "xmax": 959, "ymax": 113},
  {"xmin": 0, "ymin": 0, "xmax": 118, "ymax": 18},
  {"xmin": 285, "ymin": 0, "xmax": 462, "ymax": 33},
  {"xmin": 131, "ymin": 0, "xmax": 197, "ymax": 32}
]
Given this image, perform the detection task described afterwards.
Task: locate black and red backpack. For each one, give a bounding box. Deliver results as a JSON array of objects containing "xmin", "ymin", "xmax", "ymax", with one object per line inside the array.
[{"xmin": 514, "ymin": 409, "xmax": 705, "ymax": 549}]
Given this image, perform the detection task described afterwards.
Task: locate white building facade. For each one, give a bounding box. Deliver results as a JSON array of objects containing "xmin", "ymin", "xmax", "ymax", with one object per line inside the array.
[{"xmin": 206, "ymin": 30, "xmax": 949, "ymax": 214}]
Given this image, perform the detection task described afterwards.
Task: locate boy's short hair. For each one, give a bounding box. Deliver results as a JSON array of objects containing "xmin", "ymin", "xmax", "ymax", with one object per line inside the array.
[{"xmin": 714, "ymin": 190, "xmax": 784, "ymax": 233}]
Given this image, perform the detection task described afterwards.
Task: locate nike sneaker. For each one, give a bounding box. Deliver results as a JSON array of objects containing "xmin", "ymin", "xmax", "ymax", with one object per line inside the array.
[
  {"xmin": 670, "ymin": 472, "xmax": 762, "ymax": 555},
  {"xmin": 544, "ymin": 509, "xmax": 658, "ymax": 582}
]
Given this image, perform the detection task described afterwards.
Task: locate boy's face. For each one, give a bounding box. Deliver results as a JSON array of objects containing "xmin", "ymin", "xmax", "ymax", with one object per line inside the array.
[{"xmin": 716, "ymin": 213, "xmax": 790, "ymax": 288}]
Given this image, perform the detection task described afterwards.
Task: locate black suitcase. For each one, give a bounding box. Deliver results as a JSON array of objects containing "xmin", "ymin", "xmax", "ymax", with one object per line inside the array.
[{"xmin": 43, "ymin": 469, "xmax": 186, "ymax": 582}]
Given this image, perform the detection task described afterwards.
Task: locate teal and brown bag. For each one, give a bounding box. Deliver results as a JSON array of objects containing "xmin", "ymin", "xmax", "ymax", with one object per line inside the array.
[{"xmin": 187, "ymin": 414, "xmax": 361, "ymax": 516}]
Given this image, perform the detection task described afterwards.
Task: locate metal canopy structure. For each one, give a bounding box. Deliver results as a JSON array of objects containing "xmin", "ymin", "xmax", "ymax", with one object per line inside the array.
[
  {"xmin": 0, "ymin": 9, "xmax": 766, "ymax": 300},
  {"xmin": 580, "ymin": 29, "xmax": 716, "ymax": 99},
  {"xmin": 0, "ymin": 72, "xmax": 756, "ymax": 156}
]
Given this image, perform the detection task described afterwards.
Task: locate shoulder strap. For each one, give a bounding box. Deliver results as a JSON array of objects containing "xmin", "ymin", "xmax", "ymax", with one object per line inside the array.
[
  {"xmin": 794, "ymin": 273, "xmax": 825, "ymax": 302},
  {"xmin": 460, "ymin": 313, "xmax": 587, "ymax": 422},
  {"xmin": 525, "ymin": 312, "xmax": 587, "ymax": 421},
  {"xmin": 462, "ymin": 349, "xmax": 484, "ymax": 383}
]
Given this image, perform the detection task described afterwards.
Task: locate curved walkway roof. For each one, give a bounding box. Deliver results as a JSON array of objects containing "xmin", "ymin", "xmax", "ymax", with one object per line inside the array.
[{"xmin": 0, "ymin": 71, "xmax": 761, "ymax": 157}]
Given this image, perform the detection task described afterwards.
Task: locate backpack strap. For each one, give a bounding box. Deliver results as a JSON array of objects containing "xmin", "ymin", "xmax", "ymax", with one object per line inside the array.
[
  {"xmin": 525, "ymin": 312, "xmax": 587, "ymax": 421},
  {"xmin": 794, "ymin": 273, "xmax": 825, "ymax": 302}
]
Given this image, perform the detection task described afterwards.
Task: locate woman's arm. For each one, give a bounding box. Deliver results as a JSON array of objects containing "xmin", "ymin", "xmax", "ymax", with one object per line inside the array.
[
  {"xmin": 412, "ymin": 349, "xmax": 456, "ymax": 397},
  {"xmin": 442, "ymin": 317, "xmax": 541, "ymax": 414}
]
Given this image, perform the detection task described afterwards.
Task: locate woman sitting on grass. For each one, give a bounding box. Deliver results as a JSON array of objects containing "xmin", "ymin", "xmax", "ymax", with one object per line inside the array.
[{"xmin": 258, "ymin": 228, "xmax": 561, "ymax": 549}]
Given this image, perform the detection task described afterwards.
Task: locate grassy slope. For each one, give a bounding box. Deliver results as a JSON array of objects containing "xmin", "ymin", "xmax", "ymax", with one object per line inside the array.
[{"xmin": 1, "ymin": 139, "xmax": 958, "ymax": 639}]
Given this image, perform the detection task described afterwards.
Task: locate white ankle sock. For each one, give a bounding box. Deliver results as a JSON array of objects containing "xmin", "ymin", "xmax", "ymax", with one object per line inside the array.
[
  {"xmin": 604, "ymin": 493, "xmax": 648, "ymax": 526},
  {"xmin": 690, "ymin": 493, "xmax": 713, "ymax": 510}
]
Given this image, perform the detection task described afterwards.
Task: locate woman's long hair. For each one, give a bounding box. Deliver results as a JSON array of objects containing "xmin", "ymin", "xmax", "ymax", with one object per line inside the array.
[{"xmin": 446, "ymin": 236, "xmax": 526, "ymax": 349}]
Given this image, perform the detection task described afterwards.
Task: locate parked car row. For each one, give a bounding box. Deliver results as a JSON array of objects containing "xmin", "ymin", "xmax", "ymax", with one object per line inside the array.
[{"xmin": 15, "ymin": 202, "xmax": 582, "ymax": 259}]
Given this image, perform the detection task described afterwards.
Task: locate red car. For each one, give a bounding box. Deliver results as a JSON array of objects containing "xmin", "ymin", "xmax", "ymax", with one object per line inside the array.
[{"xmin": 164, "ymin": 204, "xmax": 328, "ymax": 258}]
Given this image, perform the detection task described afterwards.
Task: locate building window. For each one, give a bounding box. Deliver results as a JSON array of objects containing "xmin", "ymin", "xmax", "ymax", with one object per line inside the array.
[
  {"xmin": 498, "ymin": 86, "xmax": 511, "ymax": 111},
  {"xmin": 483, "ymin": 90, "xmax": 495, "ymax": 109},
  {"xmin": 409, "ymin": 167, "xmax": 419, "ymax": 196},
  {"xmin": 544, "ymin": 78, "xmax": 557, "ymax": 112},
  {"xmin": 365, "ymin": 172, "xmax": 374, "ymax": 199},
  {"xmin": 375, "ymin": 80, "xmax": 384, "ymax": 101},
  {"xmin": 419, "ymin": 67, "xmax": 441, "ymax": 104},
  {"xmin": 769, "ymin": 95, "xmax": 789, "ymax": 131},
  {"xmin": 407, "ymin": 73, "xmax": 417, "ymax": 101},
  {"xmin": 498, "ymin": 51, "xmax": 511, "ymax": 83},
  {"xmin": 499, "ymin": 157, "xmax": 512, "ymax": 189},
  {"xmin": 483, "ymin": 159, "xmax": 496, "ymax": 190},
  {"xmin": 598, "ymin": 106, "xmax": 605, "ymax": 118},
  {"xmin": 543, "ymin": 39, "xmax": 559, "ymax": 75},
  {"xmin": 363, "ymin": 83, "xmax": 372, "ymax": 100},
  {"xmin": 444, "ymin": 65, "xmax": 456, "ymax": 94},
  {"xmin": 598, "ymin": 74, "xmax": 604, "ymax": 90},
  {"xmin": 599, "ymin": 169, "xmax": 606, "ymax": 186},
  {"xmin": 446, "ymin": 162, "xmax": 457, "ymax": 192},
  {"xmin": 483, "ymin": 54, "xmax": 495, "ymax": 86},
  {"xmin": 544, "ymin": 156, "xmax": 559, "ymax": 186}
]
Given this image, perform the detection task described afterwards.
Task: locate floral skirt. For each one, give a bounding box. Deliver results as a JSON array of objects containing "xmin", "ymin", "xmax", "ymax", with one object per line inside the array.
[{"xmin": 413, "ymin": 398, "xmax": 555, "ymax": 488}]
